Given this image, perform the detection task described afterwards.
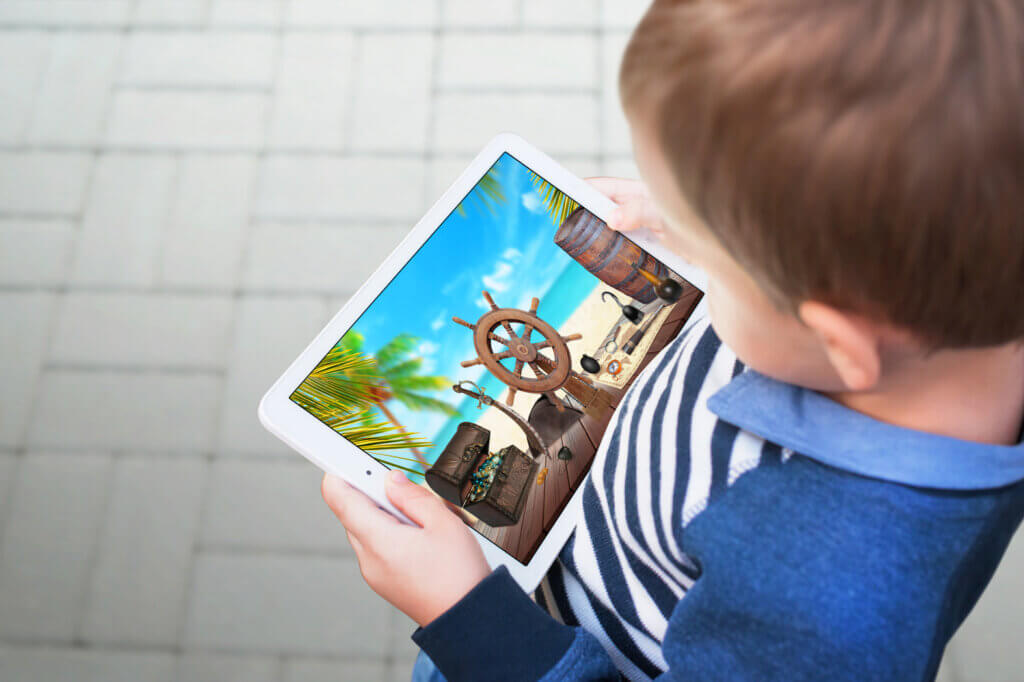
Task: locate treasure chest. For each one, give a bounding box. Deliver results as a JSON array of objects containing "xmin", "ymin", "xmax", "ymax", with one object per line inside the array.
[
  {"xmin": 424, "ymin": 422, "xmax": 489, "ymax": 507},
  {"xmin": 463, "ymin": 444, "xmax": 538, "ymax": 527},
  {"xmin": 425, "ymin": 423, "xmax": 538, "ymax": 527}
]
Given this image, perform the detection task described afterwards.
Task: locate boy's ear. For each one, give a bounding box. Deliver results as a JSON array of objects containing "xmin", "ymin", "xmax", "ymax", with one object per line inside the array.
[{"xmin": 798, "ymin": 301, "xmax": 882, "ymax": 391}]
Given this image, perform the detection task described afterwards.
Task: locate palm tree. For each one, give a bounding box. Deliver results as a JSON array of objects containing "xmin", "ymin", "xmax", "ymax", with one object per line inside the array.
[
  {"xmin": 528, "ymin": 170, "xmax": 580, "ymax": 227},
  {"xmin": 341, "ymin": 331, "xmax": 459, "ymax": 468},
  {"xmin": 290, "ymin": 346, "xmax": 433, "ymax": 457},
  {"xmin": 457, "ymin": 163, "xmax": 506, "ymax": 217}
]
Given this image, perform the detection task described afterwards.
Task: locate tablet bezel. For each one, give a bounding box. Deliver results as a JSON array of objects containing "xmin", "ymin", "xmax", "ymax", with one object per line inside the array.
[{"xmin": 258, "ymin": 132, "xmax": 707, "ymax": 591}]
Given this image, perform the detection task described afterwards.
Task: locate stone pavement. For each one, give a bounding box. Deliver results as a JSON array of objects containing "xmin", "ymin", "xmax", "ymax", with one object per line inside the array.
[{"xmin": 0, "ymin": 1, "xmax": 1020, "ymax": 681}]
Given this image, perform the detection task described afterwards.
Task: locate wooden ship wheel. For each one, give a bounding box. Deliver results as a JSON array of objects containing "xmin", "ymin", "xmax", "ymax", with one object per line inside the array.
[{"xmin": 452, "ymin": 291, "xmax": 615, "ymax": 419}]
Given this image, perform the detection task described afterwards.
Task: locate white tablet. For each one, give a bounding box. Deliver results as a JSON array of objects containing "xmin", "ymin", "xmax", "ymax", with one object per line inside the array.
[{"xmin": 259, "ymin": 133, "xmax": 706, "ymax": 591}]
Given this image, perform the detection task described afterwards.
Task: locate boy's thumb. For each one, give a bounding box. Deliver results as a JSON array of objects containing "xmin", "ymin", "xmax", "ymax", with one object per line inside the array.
[{"xmin": 386, "ymin": 470, "xmax": 452, "ymax": 528}]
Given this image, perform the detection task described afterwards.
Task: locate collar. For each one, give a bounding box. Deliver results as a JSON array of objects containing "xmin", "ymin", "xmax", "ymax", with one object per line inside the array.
[{"xmin": 706, "ymin": 370, "xmax": 1024, "ymax": 490}]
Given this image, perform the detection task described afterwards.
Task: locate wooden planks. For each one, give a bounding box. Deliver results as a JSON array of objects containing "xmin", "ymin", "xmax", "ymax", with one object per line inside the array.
[{"xmin": 465, "ymin": 284, "xmax": 704, "ymax": 563}]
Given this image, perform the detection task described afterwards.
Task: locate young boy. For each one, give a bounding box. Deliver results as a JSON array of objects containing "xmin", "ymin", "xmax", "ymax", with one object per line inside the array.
[{"xmin": 321, "ymin": 0, "xmax": 1024, "ymax": 679}]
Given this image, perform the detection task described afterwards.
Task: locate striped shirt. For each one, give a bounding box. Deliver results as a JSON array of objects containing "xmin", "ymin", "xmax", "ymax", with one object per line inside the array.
[
  {"xmin": 414, "ymin": 314, "xmax": 1024, "ymax": 681},
  {"xmin": 535, "ymin": 316, "xmax": 767, "ymax": 679}
]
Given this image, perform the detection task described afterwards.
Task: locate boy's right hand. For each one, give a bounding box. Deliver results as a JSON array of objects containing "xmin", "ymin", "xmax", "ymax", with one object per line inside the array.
[{"xmin": 585, "ymin": 177, "xmax": 668, "ymax": 241}]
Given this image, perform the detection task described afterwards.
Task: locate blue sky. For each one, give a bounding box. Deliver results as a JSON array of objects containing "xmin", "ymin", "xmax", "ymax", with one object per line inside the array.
[{"xmin": 305, "ymin": 153, "xmax": 600, "ymax": 465}]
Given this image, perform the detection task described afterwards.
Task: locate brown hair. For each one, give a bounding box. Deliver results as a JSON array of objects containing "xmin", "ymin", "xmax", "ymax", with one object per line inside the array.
[{"xmin": 620, "ymin": 0, "xmax": 1024, "ymax": 348}]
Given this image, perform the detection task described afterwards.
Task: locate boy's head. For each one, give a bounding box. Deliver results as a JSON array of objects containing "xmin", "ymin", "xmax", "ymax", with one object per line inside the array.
[{"xmin": 620, "ymin": 0, "xmax": 1024, "ymax": 392}]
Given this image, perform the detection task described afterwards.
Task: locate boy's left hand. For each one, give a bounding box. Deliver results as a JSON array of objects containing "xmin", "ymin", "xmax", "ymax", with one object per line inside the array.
[{"xmin": 321, "ymin": 470, "xmax": 492, "ymax": 627}]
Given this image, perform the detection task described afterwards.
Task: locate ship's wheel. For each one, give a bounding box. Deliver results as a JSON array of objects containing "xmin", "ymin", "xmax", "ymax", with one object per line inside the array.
[{"xmin": 453, "ymin": 291, "xmax": 585, "ymax": 407}]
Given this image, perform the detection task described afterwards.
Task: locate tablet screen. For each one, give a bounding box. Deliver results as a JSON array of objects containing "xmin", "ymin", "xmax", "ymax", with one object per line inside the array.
[{"xmin": 291, "ymin": 152, "xmax": 702, "ymax": 564}]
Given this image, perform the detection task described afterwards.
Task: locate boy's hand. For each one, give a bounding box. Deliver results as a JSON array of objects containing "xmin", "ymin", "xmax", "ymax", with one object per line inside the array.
[
  {"xmin": 586, "ymin": 176, "xmax": 667, "ymax": 240},
  {"xmin": 321, "ymin": 471, "xmax": 492, "ymax": 627}
]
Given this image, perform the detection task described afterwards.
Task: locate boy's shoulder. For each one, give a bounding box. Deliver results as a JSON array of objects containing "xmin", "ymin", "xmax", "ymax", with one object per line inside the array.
[{"xmin": 643, "ymin": 317, "xmax": 1024, "ymax": 676}]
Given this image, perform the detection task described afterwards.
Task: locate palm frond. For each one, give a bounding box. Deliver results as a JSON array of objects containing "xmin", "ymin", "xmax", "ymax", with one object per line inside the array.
[
  {"xmin": 393, "ymin": 391, "xmax": 461, "ymax": 416},
  {"xmin": 528, "ymin": 171, "xmax": 580, "ymax": 226},
  {"xmin": 291, "ymin": 347, "xmax": 380, "ymax": 415},
  {"xmin": 324, "ymin": 409, "xmax": 434, "ymax": 453},
  {"xmin": 373, "ymin": 460, "xmax": 427, "ymax": 478},
  {"xmin": 391, "ymin": 373, "xmax": 452, "ymax": 392},
  {"xmin": 382, "ymin": 357, "xmax": 424, "ymax": 381},
  {"xmin": 456, "ymin": 165, "xmax": 506, "ymax": 217},
  {"xmin": 339, "ymin": 330, "xmax": 365, "ymax": 354},
  {"xmin": 375, "ymin": 333, "xmax": 419, "ymax": 371}
]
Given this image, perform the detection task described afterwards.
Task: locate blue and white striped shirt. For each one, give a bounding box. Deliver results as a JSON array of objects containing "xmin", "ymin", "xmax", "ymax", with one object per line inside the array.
[{"xmin": 415, "ymin": 315, "xmax": 1024, "ymax": 681}]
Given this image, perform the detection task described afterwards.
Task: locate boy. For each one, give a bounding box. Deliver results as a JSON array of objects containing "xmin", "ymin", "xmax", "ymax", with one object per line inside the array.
[{"xmin": 321, "ymin": 0, "xmax": 1024, "ymax": 679}]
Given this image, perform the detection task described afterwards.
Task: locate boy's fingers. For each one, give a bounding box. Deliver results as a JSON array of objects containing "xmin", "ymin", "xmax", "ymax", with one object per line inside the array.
[
  {"xmin": 321, "ymin": 474, "xmax": 401, "ymax": 541},
  {"xmin": 385, "ymin": 471, "xmax": 457, "ymax": 529},
  {"xmin": 613, "ymin": 197, "xmax": 665, "ymax": 235},
  {"xmin": 345, "ymin": 529, "xmax": 366, "ymax": 556}
]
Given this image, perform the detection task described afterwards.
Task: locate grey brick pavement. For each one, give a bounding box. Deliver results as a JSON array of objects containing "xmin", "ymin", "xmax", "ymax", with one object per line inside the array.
[{"xmin": 0, "ymin": 1, "xmax": 1019, "ymax": 680}]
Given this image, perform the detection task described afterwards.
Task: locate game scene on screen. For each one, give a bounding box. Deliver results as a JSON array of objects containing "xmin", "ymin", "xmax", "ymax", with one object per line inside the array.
[{"xmin": 291, "ymin": 153, "xmax": 703, "ymax": 563}]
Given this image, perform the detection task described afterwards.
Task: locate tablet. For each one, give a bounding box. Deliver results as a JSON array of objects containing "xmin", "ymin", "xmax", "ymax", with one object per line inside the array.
[{"xmin": 259, "ymin": 133, "xmax": 706, "ymax": 591}]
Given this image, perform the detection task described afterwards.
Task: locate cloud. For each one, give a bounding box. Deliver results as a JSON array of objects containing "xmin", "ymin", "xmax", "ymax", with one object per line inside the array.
[
  {"xmin": 430, "ymin": 309, "xmax": 448, "ymax": 331},
  {"xmin": 417, "ymin": 340, "xmax": 439, "ymax": 356},
  {"xmin": 521, "ymin": 191, "xmax": 543, "ymax": 213},
  {"xmin": 481, "ymin": 261, "xmax": 514, "ymax": 293},
  {"xmin": 502, "ymin": 247, "xmax": 522, "ymax": 262}
]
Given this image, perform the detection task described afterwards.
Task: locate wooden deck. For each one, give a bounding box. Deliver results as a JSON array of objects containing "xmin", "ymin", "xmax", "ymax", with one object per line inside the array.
[{"xmin": 472, "ymin": 285, "xmax": 703, "ymax": 563}]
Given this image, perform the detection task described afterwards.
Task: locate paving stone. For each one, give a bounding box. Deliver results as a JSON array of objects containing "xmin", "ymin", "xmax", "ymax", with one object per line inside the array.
[
  {"xmin": 522, "ymin": 0, "xmax": 600, "ymax": 27},
  {"xmin": 51, "ymin": 293, "xmax": 233, "ymax": 369},
  {"xmin": 0, "ymin": 31, "xmax": 51, "ymax": 144},
  {"xmin": 219, "ymin": 296, "xmax": 330, "ymax": 455},
  {"xmin": 200, "ymin": 458, "xmax": 349, "ymax": 553},
  {"xmin": 0, "ymin": 646, "xmax": 176, "ymax": 682},
  {"xmin": 602, "ymin": 0, "xmax": 652, "ymax": 29},
  {"xmin": 256, "ymin": 156, "xmax": 426, "ymax": 222},
  {"xmin": 438, "ymin": 33, "xmax": 597, "ymax": 89},
  {"xmin": 0, "ymin": 219, "xmax": 74, "ymax": 286},
  {"xmin": 441, "ymin": 0, "xmax": 518, "ymax": 27},
  {"xmin": 601, "ymin": 31, "xmax": 633, "ymax": 156},
  {"xmin": 133, "ymin": 0, "xmax": 207, "ymax": 25},
  {"xmin": 175, "ymin": 653, "xmax": 281, "ymax": 682},
  {"xmin": 426, "ymin": 157, "xmax": 475, "ymax": 204},
  {"xmin": 121, "ymin": 32, "xmax": 276, "ymax": 88},
  {"xmin": 0, "ymin": 453, "xmax": 112, "ymax": 640},
  {"xmin": 185, "ymin": 552, "xmax": 392, "ymax": 656},
  {"xmin": 160, "ymin": 154, "xmax": 256, "ymax": 290},
  {"xmin": 268, "ymin": 34, "xmax": 355, "ymax": 151},
  {"xmin": 390, "ymin": 611, "xmax": 420, "ymax": 662},
  {"xmin": 0, "ymin": 453, "xmax": 15, "ymax": 536},
  {"xmin": 935, "ymin": 652, "xmax": 958, "ymax": 682},
  {"xmin": 284, "ymin": 658, "xmax": 386, "ymax": 682},
  {"xmin": 350, "ymin": 34, "xmax": 433, "ymax": 153},
  {"xmin": 107, "ymin": 91, "xmax": 268, "ymax": 150},
  {"xmin": 28, "ymin": 370, "xmax": 221, "ymax": 452},
  {"xmin": 0, "ymin": 152, "xmax": 91, "ymax": 216},
  {"xmin": 0, "ymin": 1, "xmax": 132, "ymax": 26},
  {"xmin": 287, "ymin": 0, "xmax": 436, "ymax": 28},
  {"xmin": 210, "ymin": 0, "xmax": 283, "ymax": 27},
  {"xmin": 70, "ymin": 154, "xmax": 176, "ymax": 286},
  {"xmin": 946, "ymin": 529, "xmax": 1024, "ymax": 682},
  {"xmin": 244, "ymin": 223, "xmax": 407, "ymax": 294},
  {"xmin": 28, "ymin": 32, "xmax": 122, "ymax": 145},
  {"xmin": 433, "ymin": 92, "xmax": 599, "ymax": 155},
  {"xmin": 83, "ymin": 457, "xmax": 206, "ymax": 646},
  {"xmin": 557, "ymin": 156, "xmax": 604, "ymax": 180},
  {"xmin": 388, "ymin": 657, "xmax": 417, "ymax": 682},
  {"xmin": 0, "ymin": 293, "xmax": 55, "ymax": 448},
  {"xmin": 602, "ymin": 155, "xmax": 641, "ymax": 180}
]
